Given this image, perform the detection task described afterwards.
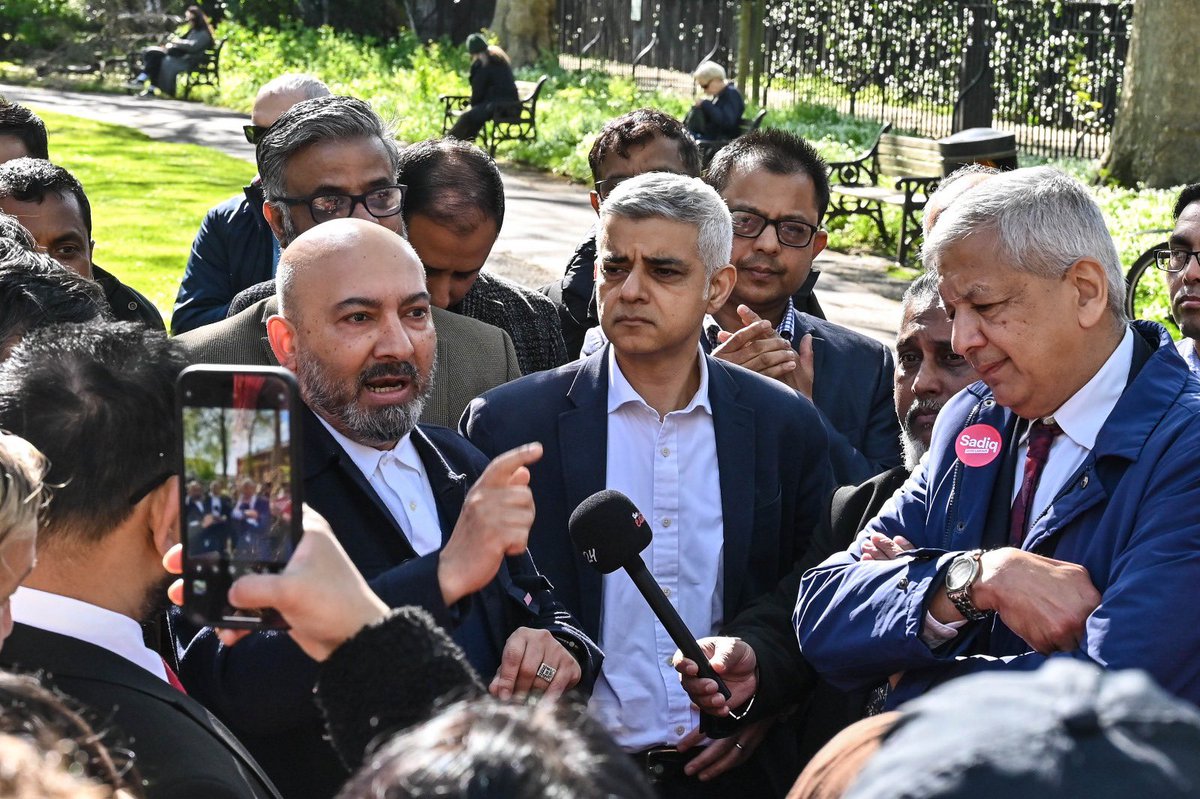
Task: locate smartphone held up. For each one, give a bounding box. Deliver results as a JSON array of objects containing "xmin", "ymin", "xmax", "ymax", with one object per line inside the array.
[{"xmin": 177, "ymin": 366, "xmax": 303, "ymax": 629}]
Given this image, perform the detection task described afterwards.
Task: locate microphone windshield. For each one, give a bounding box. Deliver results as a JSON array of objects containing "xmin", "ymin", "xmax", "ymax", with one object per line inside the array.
[{"xmin": 569, "ymin": 489, "xmax": 652, "ymax": 574}]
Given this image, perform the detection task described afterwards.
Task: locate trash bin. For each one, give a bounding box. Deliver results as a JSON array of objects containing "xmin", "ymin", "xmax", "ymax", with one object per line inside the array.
[{"xmin": 938, "ymin": 128, "xmax": 1019, "ymax": 176}]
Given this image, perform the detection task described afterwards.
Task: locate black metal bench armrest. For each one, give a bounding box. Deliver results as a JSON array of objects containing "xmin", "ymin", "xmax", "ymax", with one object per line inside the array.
[{"xmin": 894, "ymin": 175, "xmax": 940, "ymax": 204}]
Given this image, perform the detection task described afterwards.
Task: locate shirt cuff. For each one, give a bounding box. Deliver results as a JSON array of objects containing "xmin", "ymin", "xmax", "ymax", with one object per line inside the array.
[{"xmin": 919, "ymin": 611, "xmax": 967, "ymax": 649}]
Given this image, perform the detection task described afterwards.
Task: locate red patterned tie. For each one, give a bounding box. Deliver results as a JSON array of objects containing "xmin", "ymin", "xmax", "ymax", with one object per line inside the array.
[
  {"xmin": 1008, "ymin": 420, "xmax": 1062, "ymax": 547},
  {"xmin": 162, "ymin": 658, "xmax": 188, "ymax": 694}
]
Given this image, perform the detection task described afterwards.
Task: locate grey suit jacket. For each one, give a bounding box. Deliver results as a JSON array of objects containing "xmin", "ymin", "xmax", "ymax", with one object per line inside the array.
[{"xmin": 174, "ymin": 297, "xmax": 521, "ymax": 428}]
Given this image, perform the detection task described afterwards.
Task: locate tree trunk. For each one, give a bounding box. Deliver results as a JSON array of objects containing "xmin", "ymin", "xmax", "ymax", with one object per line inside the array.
[
  {"xmin": 491, "ymin": 0, "xmax": 555, "ymax": 69},
  {"xmin": 1103, "ymin": 0, "xmax": 1200, "ymax": 188}
]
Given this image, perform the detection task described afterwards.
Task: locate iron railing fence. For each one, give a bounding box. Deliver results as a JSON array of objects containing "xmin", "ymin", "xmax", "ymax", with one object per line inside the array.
[{"xmin": 556, "ymin": 0, "xmax": 1131, "ymax": 159}]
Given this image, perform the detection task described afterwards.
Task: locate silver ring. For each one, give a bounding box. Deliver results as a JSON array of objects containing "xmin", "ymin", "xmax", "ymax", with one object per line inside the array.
[
  {"xmin": 536, "ymin": 662, "xmax": 557, "ymax": 682},
  {"xmin": 734, "ymin": 742, "xmax": 744, "ymax": 751}
]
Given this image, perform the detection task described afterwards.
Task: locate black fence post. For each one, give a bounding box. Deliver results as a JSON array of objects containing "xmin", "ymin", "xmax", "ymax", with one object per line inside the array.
[{"xmin": 953, "ymin": 2, "xmax": 994, "ymax": 132}]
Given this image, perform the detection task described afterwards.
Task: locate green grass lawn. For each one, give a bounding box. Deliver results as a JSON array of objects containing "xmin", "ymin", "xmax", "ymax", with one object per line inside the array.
[{"xmin": 35, "ymin": 109, "xmax": 256, "ymax": 319}]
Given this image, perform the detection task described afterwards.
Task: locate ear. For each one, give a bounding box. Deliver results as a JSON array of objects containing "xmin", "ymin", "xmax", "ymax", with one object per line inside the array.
[
  {"xmin": 589, "ymin": 191, "xmax": 600, "ymax": 216},
  {"xmin": 266, "ymin": 313, "xmax": 298, "ymax": 370},
  {"xmin": 1066, "ymin": 257, "xmax": 1110, "ymax": 329},
  {"xmin": 705, "ymin": 263, "xmax": 738, "ymax": 314},
  {"xmin": 811, "ymin": 229, "xmax": 828, "ymax": 260},
  {"xmin": 146, "ymin": 476, "xmax": 180, "ymax": 558},
  {"xmin": 263, "ymin": 200, "xmax": 287, "ymax": 245}
]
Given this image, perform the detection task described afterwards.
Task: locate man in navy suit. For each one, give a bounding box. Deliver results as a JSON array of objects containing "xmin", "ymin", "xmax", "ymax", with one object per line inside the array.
[
  {"xmin": 461, "ymin": 173, "xmax": 834, "ymax": 798},
  {"xmin": 181, "ymin": 219, "xmax": 599, "ymax": 799},
  {"xmin": 704, "ymin": 129, "xmax": 901, "ymax": 484}
]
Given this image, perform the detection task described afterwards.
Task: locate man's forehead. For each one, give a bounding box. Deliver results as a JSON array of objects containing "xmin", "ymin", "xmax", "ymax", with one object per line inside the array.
[
  {"xmin": 599, "ymin": 134, "xmax": 687, "ymax": 179},
  {"xmin": 600, "ymin": 216, "xmax": 701, "ymax": 258},
  {"xmin": 899, "ymin": 302, "xmax": 953, "ymax": 342},
  {"xmin": 1172, "ymin": 202, "xmax": 1200, "ymax": 242},
  {"xmin": 0, "ymin": 193, "xmax": 86, "ymax": 237},
  {"xmin": 721, "ymin": 166, "xmax": 819, "ymax": 220}
]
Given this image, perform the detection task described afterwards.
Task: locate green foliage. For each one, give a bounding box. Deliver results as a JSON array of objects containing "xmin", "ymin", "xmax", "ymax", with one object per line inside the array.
[{"xmin": 0, "ymin": 0, "xmax": 86, "ymax": 54}]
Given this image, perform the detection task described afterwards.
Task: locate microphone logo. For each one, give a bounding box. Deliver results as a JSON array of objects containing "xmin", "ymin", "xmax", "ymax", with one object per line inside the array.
[
  {"xmin": 632, "ymin": 511, "xmax": 645, "ymax": 528},
  {"xmin": 582, "ymin": 548, "xmax": 597, "ymax": 564}
]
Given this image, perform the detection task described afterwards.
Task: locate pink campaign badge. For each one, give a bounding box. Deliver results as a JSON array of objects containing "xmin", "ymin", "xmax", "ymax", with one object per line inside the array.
[{"xmin": 955, "ymin": 424, "xmax": 1003, "ymax": 467}]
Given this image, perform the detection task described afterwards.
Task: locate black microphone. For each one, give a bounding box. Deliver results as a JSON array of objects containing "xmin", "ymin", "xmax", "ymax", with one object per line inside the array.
[{"xmin": 569, "ymin": 489, "xmax": 738, "ymax": 739}]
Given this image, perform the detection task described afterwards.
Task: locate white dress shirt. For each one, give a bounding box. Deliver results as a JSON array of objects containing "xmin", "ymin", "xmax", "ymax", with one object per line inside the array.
[
  {"xmin": 11, "ymin": 586, "xmax": 169, "ymax": 682},
  {"xmin": 1178, "ymin": 337, "xmax": 1200, "ymax": 378},
  {"xmin": 923, "ymin": 328, "xmax": 1134, "ymax": 646},
  {"xmin": 590, "ymin": 346, "xmax": 725, "ymax": 751},
  {"xmin": 317, "ymin": 417, "xmax": 443, "ymax": 557}
]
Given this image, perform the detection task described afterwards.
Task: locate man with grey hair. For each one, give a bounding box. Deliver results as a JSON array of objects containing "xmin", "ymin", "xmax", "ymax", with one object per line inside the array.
[
  {"xmin": 171, "ymin": 74, "xmax": 332, "ymax": 333},
  {"xmin": 462, "ymin": 172, "xmax": 834, "ymax": 796},
  {"xmin": 795, "ymin": 166, "xmax": 1200, "ymax": 710}
]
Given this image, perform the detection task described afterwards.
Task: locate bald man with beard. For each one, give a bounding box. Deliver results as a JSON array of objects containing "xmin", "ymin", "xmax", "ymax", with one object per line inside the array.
[{"xmin": 180, "ymin": 220, "xmax": 599, "ymax": 799}]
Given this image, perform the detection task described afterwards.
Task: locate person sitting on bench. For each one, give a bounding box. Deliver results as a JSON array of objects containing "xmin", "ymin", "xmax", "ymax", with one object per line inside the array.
[
  {"xmin": 685, "ymin": 61, "xmax": 744, "ymax": 141},
  {"xmin": 447, "ymin": 34, "xmax": 519, "ymax": 142},
  {"xmin": 128, "ymin": 5, "xmax": 215, "ymax": 98}
]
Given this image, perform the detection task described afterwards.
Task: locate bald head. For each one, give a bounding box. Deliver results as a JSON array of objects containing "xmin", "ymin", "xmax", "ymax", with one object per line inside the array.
[
  {"xmin": 251, "ymin": 74, "xmax": 331, "ymax": 129},
  {"xmin": 275, "ymin": 218, "xmax": 424, "ymax": 321}
]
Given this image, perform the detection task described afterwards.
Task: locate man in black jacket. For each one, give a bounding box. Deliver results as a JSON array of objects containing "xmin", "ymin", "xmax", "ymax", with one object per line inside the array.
[
  {"xmin": 171, "ymin": 74, "xmax": 330, "ymax": 334},
  {"xmin": 0, "ymin": 157, "xmax": 162, "ymax": 330},
  {"xmin": 181, "ymin": 219, "xmax": 599, "ymax": 799}
]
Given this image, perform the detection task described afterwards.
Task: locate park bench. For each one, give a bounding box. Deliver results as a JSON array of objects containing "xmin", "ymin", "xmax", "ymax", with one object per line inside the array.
[
  {"xmin": 178, "ymin": 38, "xmax": 225, "ymax": 100},
  {"xmin": 698, "ymin": 108, "xmax": 768, "ymax": 167},
  {"xmin": 825, "ymin": 123, "xmax": 942, "ymax": 266},
  {"xmin": 439, "ymin": 75, "xmax": 548, "ymax": 157}
]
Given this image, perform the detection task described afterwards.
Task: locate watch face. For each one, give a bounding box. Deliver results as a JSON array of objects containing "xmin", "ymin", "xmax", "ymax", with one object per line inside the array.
[{"xmin": 946, "ymin": 556, "xmax": 975, "ymax": 591}]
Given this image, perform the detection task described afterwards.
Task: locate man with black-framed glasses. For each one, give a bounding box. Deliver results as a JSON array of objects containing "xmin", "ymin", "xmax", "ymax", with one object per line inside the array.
[
  {"xmin": 1164, "ymin": 183, "xmax": 1200, "ymax": 377},
  {"xmin": 171, "ymin": 74, "xmax": 330, "ymax": 335},
  {"xmin": 705, "ymin": 129, "xmax": 902, "ymax": 484}
]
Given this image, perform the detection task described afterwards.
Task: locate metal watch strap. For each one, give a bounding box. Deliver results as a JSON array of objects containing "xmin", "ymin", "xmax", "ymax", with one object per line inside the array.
[{"xmin": 947, "ymin": 550, "xmax": 991, "ymax": 622}]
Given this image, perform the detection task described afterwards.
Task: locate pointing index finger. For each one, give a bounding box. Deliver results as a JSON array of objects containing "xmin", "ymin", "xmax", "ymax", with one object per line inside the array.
[{"xmin": 477, "ymin": 442, "xmax": 543, "ymax": 488}]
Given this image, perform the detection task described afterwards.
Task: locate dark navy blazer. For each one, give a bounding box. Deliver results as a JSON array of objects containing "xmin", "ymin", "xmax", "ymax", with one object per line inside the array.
[
  {"xmin": 181, "ymin": 410, "xmax": 600, "ymax": 799},
  {"xmin": 461, "ymin": 347, "xmax": 835, "ymax": 792}
]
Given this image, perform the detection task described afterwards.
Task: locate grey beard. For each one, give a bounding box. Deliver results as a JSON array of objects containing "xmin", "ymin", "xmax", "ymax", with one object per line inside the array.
[
  {"xmin": 297, "ymin": 352, "xmax": 436, "ymax": 448},
  {"xmin": 900, "ymin": 431, "xmax": 928, "ymax": 471}
]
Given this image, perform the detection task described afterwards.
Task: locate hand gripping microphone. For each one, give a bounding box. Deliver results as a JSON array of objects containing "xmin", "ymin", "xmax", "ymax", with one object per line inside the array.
[{"xmin": 569, "ymin": 489, "xmax": 739, "ymax": 739}]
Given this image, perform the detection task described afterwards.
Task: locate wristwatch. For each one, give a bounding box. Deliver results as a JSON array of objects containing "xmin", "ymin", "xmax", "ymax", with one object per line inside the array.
[{"xmin": 944, "ymin": 549, "xmax": 991, "ymax": 622}]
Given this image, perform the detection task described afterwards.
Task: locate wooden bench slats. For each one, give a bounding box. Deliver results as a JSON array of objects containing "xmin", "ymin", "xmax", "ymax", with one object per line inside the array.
[{"xmin": 834, "ymin": 186, "xmax": 929, "ymax": 206}]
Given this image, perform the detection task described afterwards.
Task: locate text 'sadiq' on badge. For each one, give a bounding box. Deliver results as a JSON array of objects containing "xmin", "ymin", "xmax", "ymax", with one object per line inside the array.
[{"xmin": 955, "ymin": 424, "xmax": 1003, "ymax": 467}]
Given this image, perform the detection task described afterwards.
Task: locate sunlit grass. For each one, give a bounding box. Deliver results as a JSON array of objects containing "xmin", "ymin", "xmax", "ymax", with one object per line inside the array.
[{"xmin": 33, "ymin": 109, "xmax": 256, "ymax": 318}]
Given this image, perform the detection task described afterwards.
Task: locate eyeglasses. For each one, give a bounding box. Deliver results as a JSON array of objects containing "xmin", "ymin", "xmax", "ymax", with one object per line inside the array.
[
  {"xmin": 730, "ymin": 211, "xmax": 819, "ymax": 248},
  {"xmin": 277, "ymin": 184, "xmax": 407, "ymax": 224},
  {"xmin": 243, "ymin": 124, "xmax": 270, "ymax": 145},
  {"xmin": 1154, "ymin": 248, "xmax": 1200, "ymax": 272},
  {"xmin": 594, "ymin": 170, "xmax": 687, "ymax": 202}
]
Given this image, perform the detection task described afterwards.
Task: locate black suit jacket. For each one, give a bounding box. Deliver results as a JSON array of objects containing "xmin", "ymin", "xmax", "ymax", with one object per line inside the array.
[
  {"xmin": 461, "ymin": 347, "xmax": 835, "ymax": 795},
  {"xmin": 181, "ymin": 411, "xmax": 600, "ymax": 799},
  {"xmin": 0, "ymin": 623, "xmax": 279, "ymax": 799}
]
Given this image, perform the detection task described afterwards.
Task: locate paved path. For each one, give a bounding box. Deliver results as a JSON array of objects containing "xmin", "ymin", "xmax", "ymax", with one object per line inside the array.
[{"xmin": 1, "ymin": 82, "xmax": 903, "ymax": 345}]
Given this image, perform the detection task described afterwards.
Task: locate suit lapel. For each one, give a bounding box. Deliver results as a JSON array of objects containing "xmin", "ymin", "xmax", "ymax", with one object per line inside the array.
[
  {"xmin": 410, "ymin": 427, "xmax": 468, "ymax": 544},
  {"xmin": 3, "ymin": 624, "xmax": 282, "ymax": 798},
  {"xmin": 559, "ymin": 351, "xmax": 609, "ymax": 632},
  {"xmin": 707, "ymin": 358, "xmax": 756, "ymax": 619},
  {"xmin": 790, "ymin": 310, "xmax": 828, "ymax": 409},
  {"xmin": 301, "ymin": 407, "xmax": 417, "ymax": 562}
]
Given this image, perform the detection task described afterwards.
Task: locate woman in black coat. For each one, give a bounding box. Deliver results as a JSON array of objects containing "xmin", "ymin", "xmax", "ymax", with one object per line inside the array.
[
  {"xmin": 686, "ymin": 60, "xmax": 745, "ymax": 141},
  {"xmin": 448, "ymin": 34, "xmax": 520, "ymax": 142}
]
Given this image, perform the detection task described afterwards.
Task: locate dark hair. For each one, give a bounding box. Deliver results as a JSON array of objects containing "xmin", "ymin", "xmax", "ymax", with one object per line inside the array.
[
  {"xmin": 0, "ymin": 322, "xmax": 184, "ymax": 544},
  {"xmin": 0, "ymin": 158, "xmax": 92, "ymax": 237},
  {"xmin": 396, "ymin": 137, "xmax": 504, "ymax": 233},
  {"xmin": 1173, "ymin": 183, "xmax": 1200, "ymax": 221},
  {"xmin": 0, "ymin": 101, "xmax": 49, "ymax": 161},
  {"xmin": 338, "ymin": 698, "xmax": 655, "ymax": 799},
  {"xmin": 185, "ymin": 4, "xmax": 215, "ymax": 37},
  {"xmin": 587, "ymin": 108, "xmax": 702, "ymax": 182},
  {"xmin": 0, "ymin": 671, "xmax": 143, "ymax": 796},
  {"xmin": 706, "ymin": 128, "xmax": 832, "ymax": 221},
  {"xmin": 0, "ymin": 245, "xmax": 109, "ymax": 351},
  {"xmin": 257, "ymin": 95, "xmax": 400, "ymax": 205}
]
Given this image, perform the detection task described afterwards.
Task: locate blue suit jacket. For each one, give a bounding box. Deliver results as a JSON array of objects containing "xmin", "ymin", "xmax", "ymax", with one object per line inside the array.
[
  {"xmin": 461, "ymin": 347, "xmax": 834, "ymax": 792},
  {"xmin": 795, "ymin": 321, "xmax": 1200, "ymax": 707},
  {"xmin": 181, "ymin": 410, "xmax": 599, "ymax": 799}
]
